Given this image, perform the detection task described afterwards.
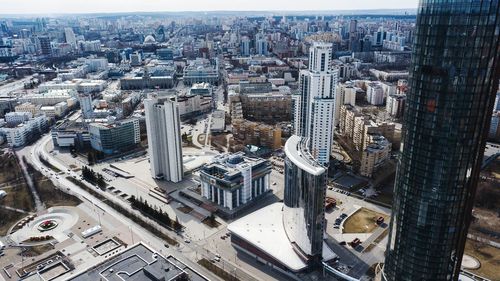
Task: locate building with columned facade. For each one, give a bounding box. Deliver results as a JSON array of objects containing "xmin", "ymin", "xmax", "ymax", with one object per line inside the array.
[{"xmin": 200, "ymin": 152, "xmax": 271, "ymax": 211}]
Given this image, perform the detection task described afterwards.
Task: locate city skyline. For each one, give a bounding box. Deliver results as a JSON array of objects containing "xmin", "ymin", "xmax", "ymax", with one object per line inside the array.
[
  {"xmin": 1, "ymin": 0, "xmax": 419, "ymax": 15},
  {"xmin": 0, "ymin": 1, "xmax": 499, "ymax": 281}
]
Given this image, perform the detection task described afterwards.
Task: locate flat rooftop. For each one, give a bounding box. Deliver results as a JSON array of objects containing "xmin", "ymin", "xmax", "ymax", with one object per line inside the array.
[
  {"xmin": 201, "ymin": 152, "xmax": 270, "ymax": 181},
  {"xmin": 284, "ymin": 135, "xmax": 325, "ymax": 176},
  {"xmin": 228, "ymin": 202, "xmax": 336, "ymax": 272},
  {"xmin": 68, "ymin": 243, "xmax": 208, "ymax": 281}
]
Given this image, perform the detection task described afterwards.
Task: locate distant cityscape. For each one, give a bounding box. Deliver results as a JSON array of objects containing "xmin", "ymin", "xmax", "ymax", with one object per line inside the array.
[{"xmin": 0, "ymin": 2, "xmax": 499, "ymax": 281}]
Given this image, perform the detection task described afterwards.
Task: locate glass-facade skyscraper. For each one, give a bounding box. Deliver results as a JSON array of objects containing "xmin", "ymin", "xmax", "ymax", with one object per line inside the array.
[
  {"xmin": 283, "ymin": 135, "xmax": 327, "ymax": 266},
  {"xmin": 384, "ymin": 1, "xmax": 500, "ymax": 280}
]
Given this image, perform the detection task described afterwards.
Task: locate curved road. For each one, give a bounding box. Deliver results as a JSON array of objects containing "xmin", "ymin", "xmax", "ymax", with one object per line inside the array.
[{"xmin": 24, "ymin": 135, "xmax": 222, "ymax": 281}]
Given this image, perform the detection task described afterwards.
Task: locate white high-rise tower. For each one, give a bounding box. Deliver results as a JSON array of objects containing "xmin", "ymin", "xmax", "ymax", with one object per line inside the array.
[
  {"xmin": 144, "ymin": 93, "xmax": 183, "ymax": 183},
  {"xmin": 294, "ymin": 42, "xmax": 338, "ymax": 165},
  {"xmin": 64, "ymin": 27, "xmax": 77, "ymax": 49},
  {"xmin": 79, "ymin": 94, "xmax": 93, "ymax": 119}
]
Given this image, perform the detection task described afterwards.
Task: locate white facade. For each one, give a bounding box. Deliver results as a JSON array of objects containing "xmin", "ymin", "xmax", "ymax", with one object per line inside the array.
[
  {"xmin": 200, "ymin": 153, "xmax": 271, "ymax": 211},
  {"xmin": 19, "ymin": 89, "xmax": 76, "ymax": 106},
  {"xmin": 310, "ymin": 99, "xmax": 336, "ymax": 164},
  {"xmin": 1, "ymin": 115, "xmax": 48, "ymax": 147},
  {"xmin": 335, "ymin": 83, "xmax": 356, "ymax": 126},
  {"xmin": 64, "ymin": 27, "xmax": 77, "ymax": 49},
  {"xmin": 40, "ymin": 102, "xmax": 67, "ymax": 118},
  {"xmin": 291, "ymin": 94, "xmax": 302, "ymax": 135},
  {"xmin": 177, "ymin": 94, "xmax": 212, "ymax": 117},
  {"xmin": 294, "ymin": 42, "xmax": 338, "ymax": 165},
  {"xmin": 77, "ymin": 80, "xmax": 106, "ymax": 93},
  {"xmin": 86, "ymin": 58, "xmax": 109, "ymax": 72},
  {"xmin": 38, "ymin": 81, "xmax": 78, "ymax": 92},
  {"xmin": 79, "ymin": 94, "xmax": 93, "ymax": 119},
  {"xmin": 144, "ymin": 93, "xmax": 183, "ymax": 183},
  {"xmin": 5, "ymin": 112, "xmax": 32, "ymax": 125},
  {"xmin": 366, "ymin": 83, "xmax": 385, "ymax": 105},
  {"xmin": 386, "ymin": 94, "xmax": 406, "ymax": 117}
]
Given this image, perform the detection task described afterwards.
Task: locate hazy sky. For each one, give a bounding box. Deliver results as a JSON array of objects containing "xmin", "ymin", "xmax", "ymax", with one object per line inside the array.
[{"xmin": 2, "ymin": 0, "xmax": 419, "ymax": 14}]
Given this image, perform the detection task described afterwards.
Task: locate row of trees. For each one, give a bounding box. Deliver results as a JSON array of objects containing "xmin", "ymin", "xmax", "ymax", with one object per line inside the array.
[
  {"xmin": 130, "ymin": 196, "xmax": 183, "ymax": 232},
  {"xmin": 81, "ymin": 166, "xmax": 106, "ymax": 189},
  {"xmin": 87, "ymin": 150, "xmax": 105, "ymax": 165}
]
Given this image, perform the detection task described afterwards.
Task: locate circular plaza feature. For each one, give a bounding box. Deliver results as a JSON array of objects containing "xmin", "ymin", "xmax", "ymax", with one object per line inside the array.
[
  {"xmin": 37, "ymin": 220, "xmax": 58, "ymax": 232},
  {"xmin": 9, "ymin": 207, "xmax": 79, "ymax": 245}
]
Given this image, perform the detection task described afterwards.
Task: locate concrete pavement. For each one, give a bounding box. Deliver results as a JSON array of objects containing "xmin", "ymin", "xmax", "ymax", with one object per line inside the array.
[{"xmin": 20, "ymin": 135, "xmax": 222, "ymax": 281}]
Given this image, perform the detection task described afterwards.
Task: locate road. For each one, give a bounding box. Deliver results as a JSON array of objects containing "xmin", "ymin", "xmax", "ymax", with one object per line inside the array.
[
  {"xmin": 23, "ymin": 134, "xmax": 290, "ymax": 281},
  {"xmin": 0, "ymin": 75, "xmax": 33, "ymax": 96},
  {"xmin": 20, "ymin": 135, "xmax": 222, "ymax": 281}
]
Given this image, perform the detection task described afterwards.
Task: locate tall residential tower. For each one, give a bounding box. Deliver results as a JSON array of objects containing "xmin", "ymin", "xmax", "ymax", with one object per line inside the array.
[
  {"xmin": 294, "ymin": 42, "xmax": 338, "ymax": 165},
  {"xmin": 384, "ymin": 0, "xmax": 500, "ymax": 280},
  {"xmin": 144, "ymin": 93, "xmax": 183, "ymax": 183}
]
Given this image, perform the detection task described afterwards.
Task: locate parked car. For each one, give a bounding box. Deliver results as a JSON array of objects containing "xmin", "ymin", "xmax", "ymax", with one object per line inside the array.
[
  {"xmin": 376, "ymin": 217, "xmax": 385, "ymax": 225},
  {"xmin": 350, "ymin": 238, "xmax": 361, "ymax": 247}
]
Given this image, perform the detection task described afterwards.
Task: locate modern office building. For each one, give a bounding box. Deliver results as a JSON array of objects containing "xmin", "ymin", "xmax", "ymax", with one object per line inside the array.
[
  {"xmin": 64, "ymin": 27, "xmax": 77, "ymax": 49},
  {"xmin": 227, "ymin": 135, "xmax": 335, "ymax": 276},
  {"xmin": 256, "ymin": 38, "xmax": 268, "ymax": 56},
  {"xmin": 240, "ymin": 36, "xmax": 250, "ymax": 57},
  {"xmin": 79, "ymin": 94, "xmax": 93, "ymax": 119},
  {"xmin": 283, "ymin": 135, "xmax": 329, "ymax": 266},
  {"xmin": 383, "ymin": 1, "xmax": 500, "ymax": 280},
  {"xmin": 200, "ymin": 152, "xmax": 271, "ymax": 211},
  {"xmin": 88, "ymin": 119, "xmax": 140, "ymax": 155},
  {"xmin": 294, "ymin": 42, "xmax": 338, "ymax": 165},
  {"xmin": 38, "ymin": 36, "xmax": 52, "ymax": 56},
  {"xmin": 144, "ymin": 93, "xmax": 183, "ymax": 183}
]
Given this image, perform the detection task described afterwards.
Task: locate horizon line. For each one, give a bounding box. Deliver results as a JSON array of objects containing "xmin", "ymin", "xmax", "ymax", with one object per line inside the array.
[{"xmin": 0, "ymin": 8, "xmax": 418, "ymax": 17}]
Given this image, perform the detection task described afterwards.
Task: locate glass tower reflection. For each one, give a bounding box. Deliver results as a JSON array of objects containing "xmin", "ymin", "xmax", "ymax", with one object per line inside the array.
[
  {"xmin": 283, "ymin": 135, "xmax": 327, "ymax": 266},
  {"xmin": 384, "ymin": 0, "xmax": 500, "ymax": 280}
]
